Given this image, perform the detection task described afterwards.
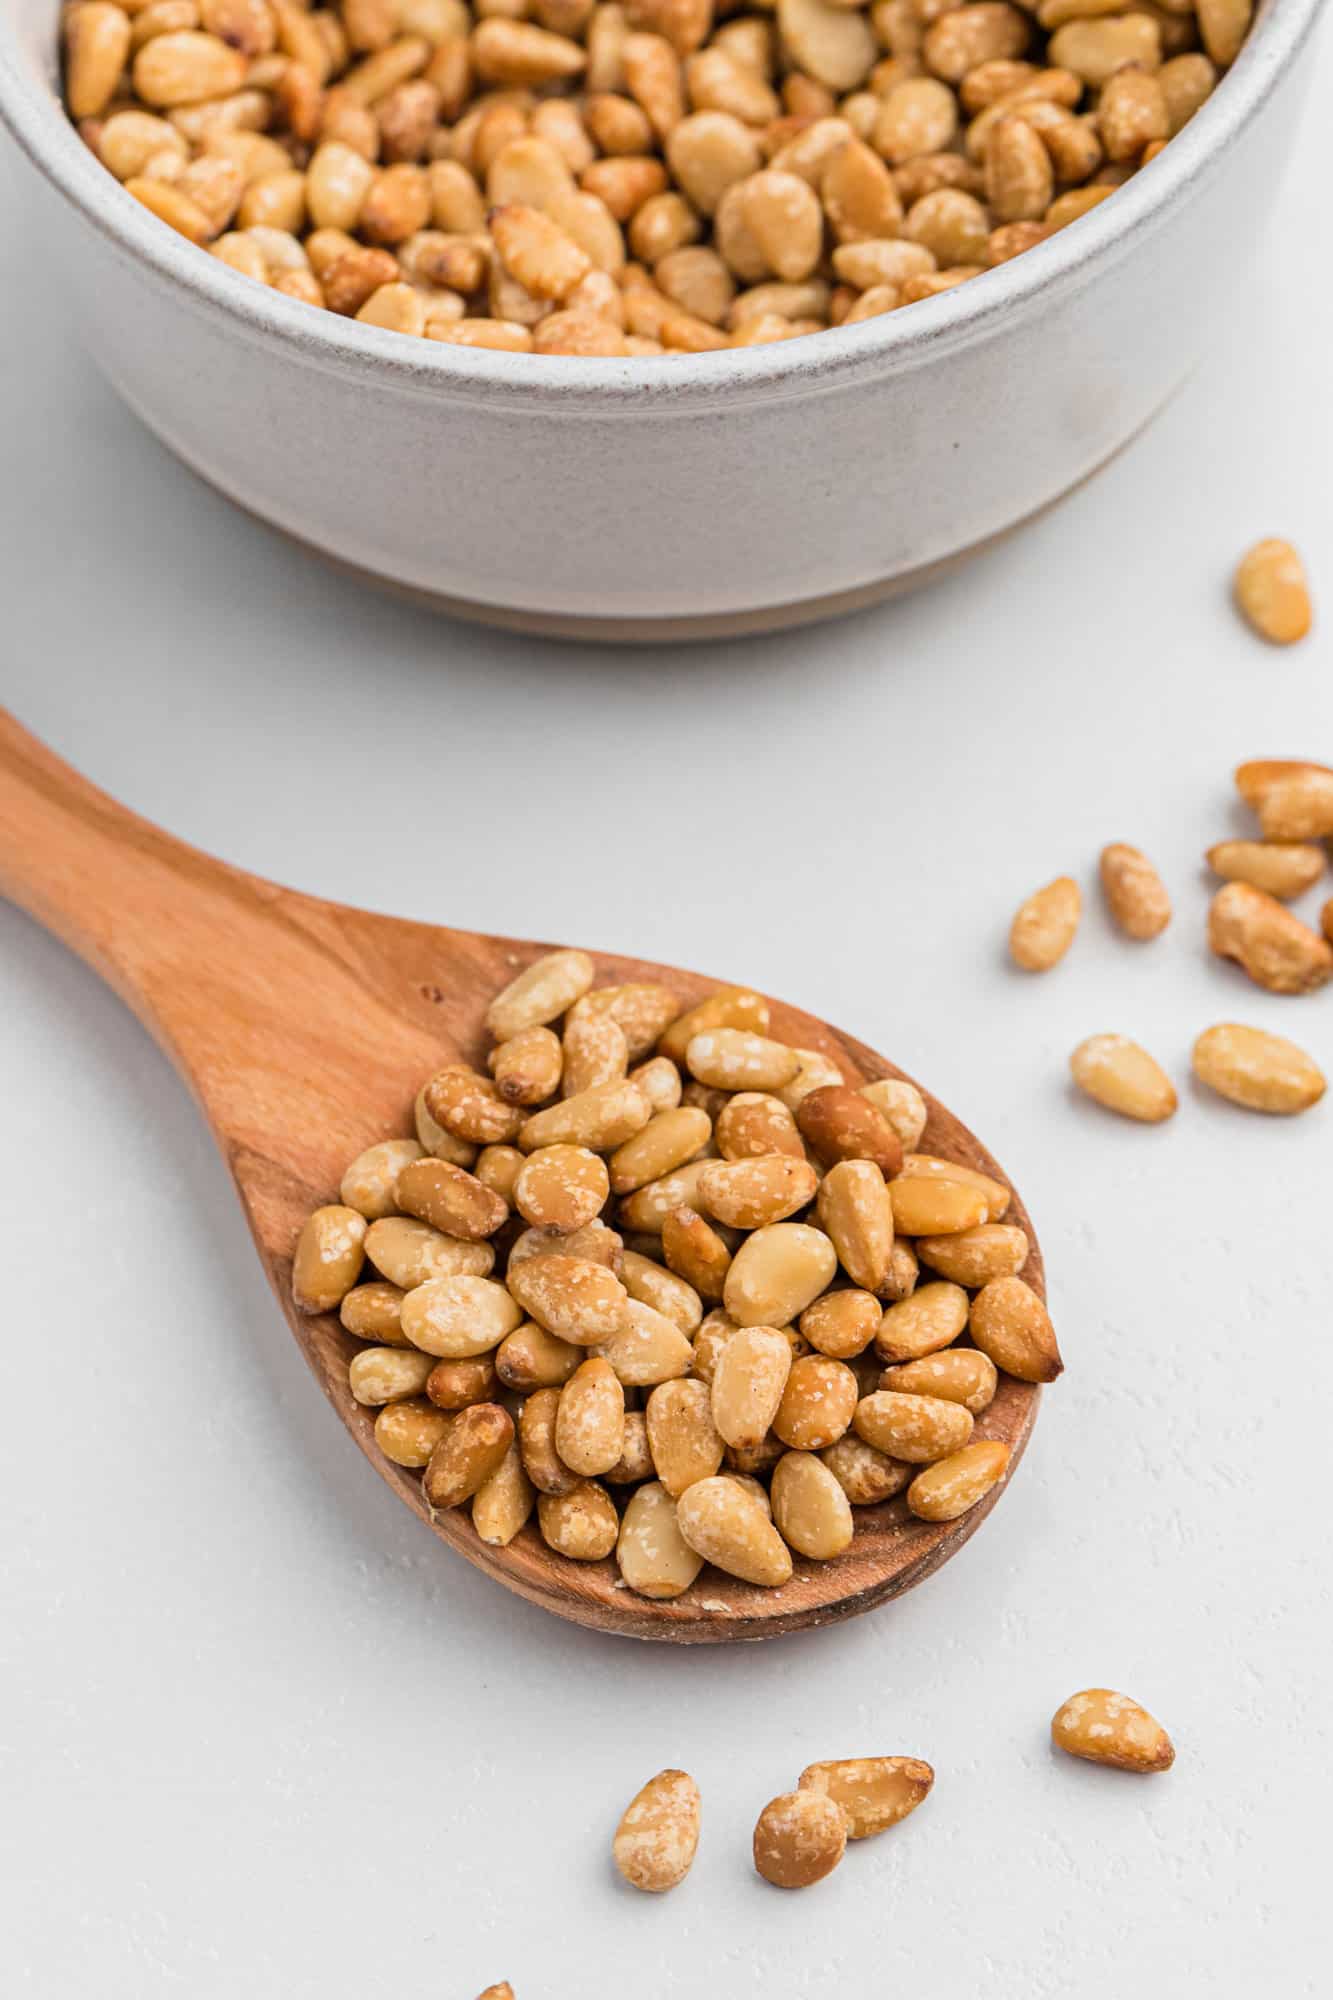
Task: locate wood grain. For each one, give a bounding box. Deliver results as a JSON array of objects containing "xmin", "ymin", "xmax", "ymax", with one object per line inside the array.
[{"xmin": 0, "ymin": 708, "xmax": 1042, "ymax": 1642}]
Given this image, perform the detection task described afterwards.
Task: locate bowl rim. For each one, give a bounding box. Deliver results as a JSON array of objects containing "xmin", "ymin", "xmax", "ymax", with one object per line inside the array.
[{"xmin": 0, "ymin": 0, "xmax": 1322, "ymax": 411}]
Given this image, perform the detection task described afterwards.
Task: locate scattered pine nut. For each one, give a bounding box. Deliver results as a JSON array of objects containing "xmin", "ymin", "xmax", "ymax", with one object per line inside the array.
[
  {"xmin": 797, "ymin": 1757, "xmax": 934, "ymax": 1838},
  {"xmin": 1069, "ymin": 1035, "xmax": 1178, "ymax": 1124},
  {"xmin": 613, "ymin": 1769, "xmax": 701, "ymax": 1893},
  {"xmin": 1009, "ymin": 876, "xmax": 1081, "ymax": 971},
  {"xmin": 1208, "ymin": 882, "xmax": 1333, "ymax": 995},
  {"xmin": 1191, "ymin": 1024, "xmax": 1326, "ymax": 1115},
  {"xmin": 1051, "ymin": 1689, "xmax": 1175, "ymax": 1773},
  {"xmin": 1233, "ymin": 538, "xmax": 1313, "ymax": 646},
  {"xmin": 753, "ymin": 1787, "xmax": 847, "ymax": 1889},
  {"xmin": 1099, "ymin": 843, "xmax": 1171, "ymax": 941},
  {"xmin": 1205, "ymin": 841, "xmax": 1325, "ymax": 902}
]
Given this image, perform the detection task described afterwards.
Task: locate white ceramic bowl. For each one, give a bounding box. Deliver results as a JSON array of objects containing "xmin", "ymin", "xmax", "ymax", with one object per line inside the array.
[{"xmin": 1, "ymin": 1, "xmax": 1322, "ymax": 638}]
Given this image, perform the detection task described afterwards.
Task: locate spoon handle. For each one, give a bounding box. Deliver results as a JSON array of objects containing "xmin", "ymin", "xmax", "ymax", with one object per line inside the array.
[
  {"xmin": 0, "ymin": 707, "xmax": 238, "ymax": 1027},
  {"xmin": 0, "ymin": 707, "xmax": 463, "ymax": 1155}
]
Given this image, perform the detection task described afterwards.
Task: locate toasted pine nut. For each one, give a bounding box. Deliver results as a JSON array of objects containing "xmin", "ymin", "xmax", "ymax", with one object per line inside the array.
[
  {"xmin": 1205, "ymin": 840, "xmax": 1324, "ymax": 902},
  {"xmin": 661, "ymin": 1204, "xmax": 733, "ymax": 1299},
  {"xmin": 487, "ymin": 947, "xmax": 595, "ymax": 1039},
  {"xmin": 820, "ymin": 1432, "xmax": 912, "ymax": 1504},
  {"xmin": 348, "ymin": 1345, "xmax": 436, "ymax": 1404},
  {"xmin": 778, "ymin": 1048, "xmax": 846, "ymax": 1112},
  {"xmin": 628, "ymin": 1055, "xmax": 684, "ymax": 1114},
  {"xmin": 1009, "ymin": 875, "xmax": 1081, "ymax": 970},
  {"xmin": 489, "ymin": 1024, "xmax": 564, "ymax": 1105},
  {"xmin": 659, "ymin": 985, "xmax": 769, "ymax": 1064},
  {"xmin": 374, "ymin": 1396, "xmax": 451, "ymax": 1466},
  {"xmin": 896, "ymin": 1153, "xmax": 1011, "ymax": 1220},
  {"xmin": 518, "ymin": 1217, "xmax": 624, "ymax": 1272},
  {"xmin": 1209, "ymin": 882, "xmax": 1333, "ymax": 994},
  {"xmin": 618, "ymin": 1159, "xmax": 713, "ymax": 1232},
  {"xmin": 519, "ymin": 1386, "xmax": 581, "ymax": 1494},
  {"xmin": 772, "ymin": 1354, "xmax": 858, "ymax": 1451},
  {"xmin": 816, "ymin": 1159, "xmax": 895, "ymax": 1292},
  {"xmin": 968, "ymin": 1274, "xmax": 1062, "ymax": 1383},
  {"xmin": 474, "ymin": 1144, "xmax": 526, "ymax": 1207},
  {"xmin": 472, "ymin": 1441, "xmax": 536, "ymax": 1546},
  {"xmin": 915, "ymin": 1223, "xmax": 1029, "ymax": 1286},
  {"xmin": 620, "ymin": 1250, "xmax": 703, "ymax": 1333},
  {"xmin": 777, "ymin": 0, "xmax": 875, "ymax": 92},
  {"xmin": 1196, "ymin": 0, "xmax": 1252, "ymax": 66},
  {"xmin": 875, "ymin": 1280, "xmax": 969, "ymax": 1364},
  {"xmin": 1233, "ymin": 538, "xmax": 1313, "ymax": 645},
  {"xmin": 616, "ymin": 1480, "xmax": 705, "ymax": 1596},
  {"xmin": 513, "ymin": 1145, "xmax": 610, "ymax": 1232},
  {"xmin": 645, "ymin": 1377, "xmax": 725, "ymax": 1495},
  {"xmin": 610, "ymin": 1107, "xmax": 712, "ymax": 1193},
  {"xmin": 414, "ymin": 1083, "xmax": 478, "ymax": 1167},
  {"xmin": 771, "ymin": 1449, "xmax": 854, "ymax": 1557},
  {"xmin": 401, "ymin": 1274, "xmax": 523, "ymax": 1357},
  {"xmin": 473, "ymin": 16, "xmax": 587, "ymax": 84},
  {"xmin": 561, "ymin": 1009, "xmax": 630, "ymax": 1097},
  {"xmin": 126, "ymin": 175, "xmax": 216, "ymax": 242},
  {"xmin": 907, "ymin": 1438, "xmax": 1009, "ymax": 1520},
  {"xmin": 423, "ymin": 1401, "xmax": 514, "ymax": 1507},
  {"xmin": 888, "ymin": 1174, "xmax": 990, "ymax": 1236},
  {"xmin": 698, "ymin": 1154, "xmax": 818, "ymax": 1229},
  {"xmin": 495, "ymin": 1318, "xmax": 583, "ymax": 1389},
  {"xmin": 426, "ymin": 1354, "xmax": 502, "ymax": 1410},
  {"xmin": 798, "ymin": 1756, "xmax": 934, "ymax": 1838},
  {"xmin": 507, "ymin": 1252, "xmax": 630, "ymax": 1342},
  {"xmin": 799, "ymin": 1288, "xmax": 881, "ymax": 1360},
  {"xmin": 858, "ymin": 1078, "xmax": 928, "ymax": 1152},
  {"xmin": 555, "ymin": 1356, "xmax": 626, "ymax": 1475},
  {"xmin": 675, "ymin": 1474, "xmax": 793, "ymax": 1585},
  {"xmin": 341, "ymin": 1279, "xmax": 410, "ymax": 1343},
  {"xmin": 365, "ymin": 1215, "xmax": 494, "ymax": 1287},
  {"xmin": 1069, "ymin": 1034, "xmax": 1178, "ymax": 1123},
  {"xmin": 1247, "ymin": 765, "xmax": 1333, "ymax": 843},
  {"xmin": 1191, "ymin": 1024, "xmax": 1326, "ymax": 1116},
  {"xmin": 520, "ymin": 1078, "xmax": 652, "ymax": 1152},
  {"xmin": 796, "ymin": 1085, "xmax": 903, "ymax": 1175},
  {"xmin": 572, "ymin": 982, "xmax": 683, "ymax": 1060},
  {"xmin": 710, "ymin": 1324, "xmax": 793, "ymax": 1449},
  {"xmin": 613, "ymin": 1769, "xmax": 702, "ymax": 1893},
  {"xmin": 753, "ymin": 1787, "xmax": 846, "ymax": 1888},
  {"xmin": 605, "ymin": 1412, "xmax": 655, "ymax": 1485},
  {"xmin": 337, "ymin": 1138, "xmax": 423, "ymax": 1220},
  {"xmin": 714, "ymin": 1091, "xmax": 805, "ymax": 1161},
  {"xmin": 397, "ymin": 1156, "xmax": 510, "ymax": 1239},
  {"xmin": 1047, "ymin": 14, "xmax": 1161, "ymax": 87},
  {"xmin": 537, "ymin": 1479, "xmax": 619, "ymax": 1558},
  {"xmin": 595, "ymin": 1299, "xmax": 695, "ymax": 1385},
  {"xmin": 425, "ymin": 1065, "xmax": 526, "ymax": 1145},
  {"xmin": 853, "ymin": 1389, "xmax": 973, "ymax": 1462},
  {"xmin": 1099, "ymin": 842, "xmax": 1171, "ymax": 939},
  {"xmin": 67, "ymin": 3, "xmax": 134, "ymax": 119},
  {"xmin": 1051, "ymin": 1689, "xmax": 1175, "ymax": 1772},
  {"xmin": 133, "ymin": 30, "xmax": 249, "ymax": 107},
  {"xmin": 293, "ymin": 1204, "xmax": 367, "ymax": 1312},
  {"xmin": 880, "ymin": 1347, "xmax": 998, "ymax": 1413},
  {"xmin": 685, "ymin": 1028, "xmax": 802, "ymax": 1091},
  {"xmin": 724, "ymin": 1222, "xmax": 839, "ymax": 1327}
]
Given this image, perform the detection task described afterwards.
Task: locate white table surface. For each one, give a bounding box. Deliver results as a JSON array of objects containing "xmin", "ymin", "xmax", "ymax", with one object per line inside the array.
[{"xmin": 3, "ymin": 38, "xmax": 1331, "ymax": 1995}]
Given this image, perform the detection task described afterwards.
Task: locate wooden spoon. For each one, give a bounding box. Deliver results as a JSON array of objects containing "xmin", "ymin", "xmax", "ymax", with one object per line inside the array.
[{"xmin": 0, "ymin": 709, "xmax": 1042, "ymax": 1643}]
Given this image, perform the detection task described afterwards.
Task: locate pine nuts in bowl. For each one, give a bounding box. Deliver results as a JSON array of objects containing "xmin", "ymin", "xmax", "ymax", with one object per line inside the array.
[
  {"xmin": 0, "ymin": 0, "xmax": 1321, "ymax": 635},
  {"xmin": 291, "ymin": 947, "xmax": 1053, "ymax": 1642}
]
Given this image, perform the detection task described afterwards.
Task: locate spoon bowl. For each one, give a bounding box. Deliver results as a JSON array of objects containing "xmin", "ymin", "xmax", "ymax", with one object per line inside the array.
[{"xmin": 0, "ymin": 710, "xmax": 1041, "ymax": 1640}]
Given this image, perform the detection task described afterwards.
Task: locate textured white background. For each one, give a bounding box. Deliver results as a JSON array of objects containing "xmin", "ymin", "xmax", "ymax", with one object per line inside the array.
[{"xmin": 2, "ymin": 33, "xmax": 1332, "ymax": 1994}]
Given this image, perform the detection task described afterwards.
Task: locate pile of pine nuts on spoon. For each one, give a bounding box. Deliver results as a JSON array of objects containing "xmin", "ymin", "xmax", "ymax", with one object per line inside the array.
[
  {"xmin": 292, "ymin": 950, "xmax": 1060, "ymax": 1599},
  {"xmin": 63, "ymin": 0, "xmax": 1256, "ymax": 357}
]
